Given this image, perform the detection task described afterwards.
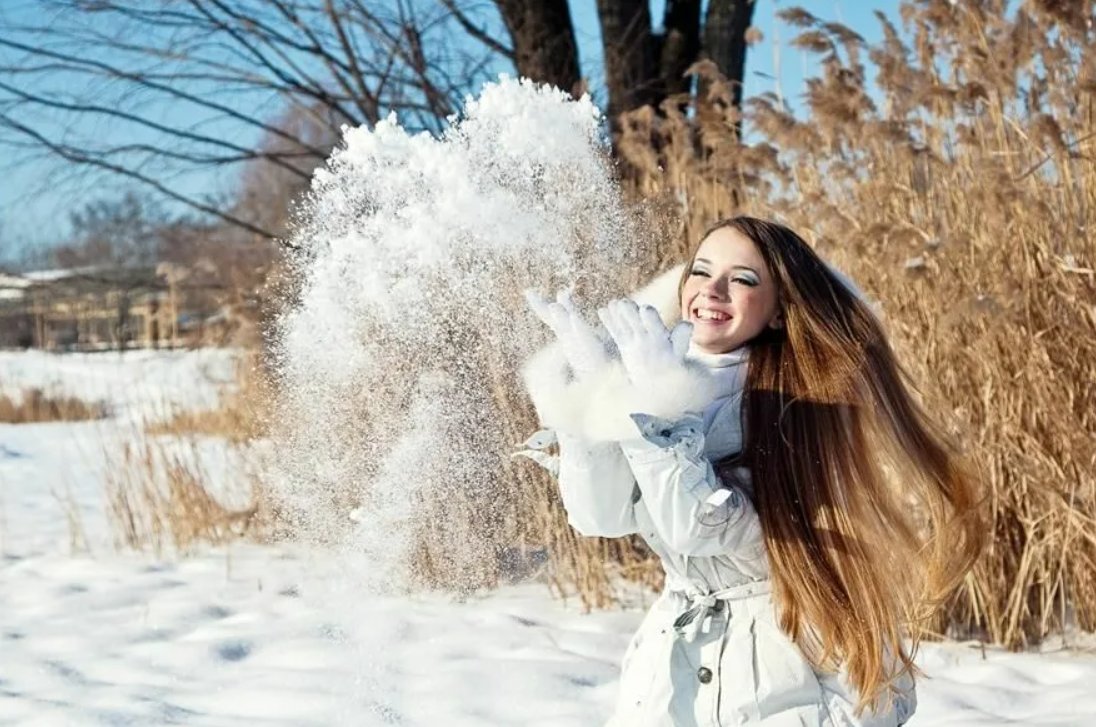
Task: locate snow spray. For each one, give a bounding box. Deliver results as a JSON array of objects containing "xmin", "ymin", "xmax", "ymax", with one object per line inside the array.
[{"xmin": 269, "ymin": 76, "xmax": 644, "ymax": 720}]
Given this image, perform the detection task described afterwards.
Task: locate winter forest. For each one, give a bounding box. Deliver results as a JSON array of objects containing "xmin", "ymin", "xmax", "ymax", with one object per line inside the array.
[{"xmin": 1, "ymin": 1, "xmax": 1095, "ymax": 725}]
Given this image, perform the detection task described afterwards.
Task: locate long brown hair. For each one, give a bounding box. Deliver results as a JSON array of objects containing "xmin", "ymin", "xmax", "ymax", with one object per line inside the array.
[{"xmin": 680, "ymin": 216, "xmax": 984, "ymax": 711}]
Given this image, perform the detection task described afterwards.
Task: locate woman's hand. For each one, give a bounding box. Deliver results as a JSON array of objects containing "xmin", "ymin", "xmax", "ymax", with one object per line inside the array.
[
  {"xmin": 525, "ymin": 288, "xmax": 611, "ymax": 378},
  {"xmin": 597, "ymin": 298, "xmax": 693, "ymax": 386}
]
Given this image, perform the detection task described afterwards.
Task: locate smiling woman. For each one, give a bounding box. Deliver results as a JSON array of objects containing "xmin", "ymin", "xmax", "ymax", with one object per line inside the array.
[
  {"xmin": 679, "ymin": 224, "xmax": 784, "ymax": 355},
  {"xmin": 523, "ymin": 215, "xmax": 984, "ymax": 726}
]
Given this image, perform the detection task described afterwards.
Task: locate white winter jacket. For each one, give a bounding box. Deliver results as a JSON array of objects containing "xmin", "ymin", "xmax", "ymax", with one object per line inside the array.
[{"xmin": 520, "ymin": 266, "xmax": 916, "ymax": 727}]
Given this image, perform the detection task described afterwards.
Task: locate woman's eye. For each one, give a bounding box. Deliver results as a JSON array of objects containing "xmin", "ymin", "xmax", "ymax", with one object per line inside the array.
[
  {"xmin": 732, "ymin": 276, "xmax": 758, "ymax": 286},
  {"xmin": 690, "ymin": 269, "xmax": 710, "ymax": 277}
]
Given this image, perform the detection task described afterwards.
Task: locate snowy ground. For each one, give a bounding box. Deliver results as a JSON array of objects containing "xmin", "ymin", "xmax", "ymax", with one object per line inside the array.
[
  {"xmin": 1, "ymin": 350, "xmax": 1095, "ymax": 726},
  {"xmin": 0, "ymin": 348, "xmax": 237, "ymax": 423}
]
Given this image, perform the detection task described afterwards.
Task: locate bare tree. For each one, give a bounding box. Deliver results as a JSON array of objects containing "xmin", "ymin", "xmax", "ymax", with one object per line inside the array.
[
  {"xmin": 56, "ymin": 191, "xmax": 167, "ymax": 268},
  {"xmin": 0, "ymin": 0, "xmax": 500, "ymax": 242},
  {"xmin": 474, "ymin": 1, "xmax": 579, "ymax": 94},
  {"xmin": 0, "ymin": 1, "xmax": 757, "ymax": 241},
  {"xmin": 232, "ymin": 101, "xmax": 344, "ymax": 239}
]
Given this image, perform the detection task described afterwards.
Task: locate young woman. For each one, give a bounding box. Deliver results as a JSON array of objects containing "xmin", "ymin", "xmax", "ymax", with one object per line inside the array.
[{"xmin": 522, "ymin": 216, "xmax": 983, "ymax": 726}]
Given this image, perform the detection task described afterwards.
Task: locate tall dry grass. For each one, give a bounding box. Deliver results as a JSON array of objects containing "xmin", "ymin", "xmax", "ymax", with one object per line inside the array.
[
  {"xmin": 243, "ymin": 0, "xmax": 1092, "ymax": 650},
  {"xmin": 106, "ymin": 353, "xmax": 269, "ymax": 556},
  {"xmin": 561, "ymin": 1, "xmax": 1095, "ymax": 648},
  {"xmin": 0, "ymin": 388, "xmax": 107, "ymax": 423},
  {"xmin": 104, "ymin": 438, "xmax": 261, "ymax": 556},
  {"xmin": 144, "ymin": 350, "xmax": 270, "ymax": 445}
]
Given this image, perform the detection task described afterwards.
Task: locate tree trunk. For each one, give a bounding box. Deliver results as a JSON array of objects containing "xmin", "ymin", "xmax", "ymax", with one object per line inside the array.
[
  {"xmin": 702, "ymin": 0, "xmax": 756, "ymax": 112},
  {"xmin": 657, "ymin": 0, "xmax": 702, "ymax": 99},
  {"xmin": 491, "ymin": 1, "xmax": 753, "ymax": 144},
  {"xmin": 494, "ymin": 0, "xmax": 582, "ymax": 96},
  {"xmin": 596, "ymin": 0, "xmax": 654, "ymax": 134}
]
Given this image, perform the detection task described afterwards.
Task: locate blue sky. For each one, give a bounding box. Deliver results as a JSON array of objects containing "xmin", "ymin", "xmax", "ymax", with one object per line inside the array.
[{"xmin": 0, "ymin": 0, "xmax": 900, "ymax": 256}]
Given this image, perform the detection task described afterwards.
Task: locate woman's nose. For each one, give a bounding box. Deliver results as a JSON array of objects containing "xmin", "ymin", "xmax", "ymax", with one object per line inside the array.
[{"xmin": 700, "ymin": 277, "xmax": 728, "ymax": 299}]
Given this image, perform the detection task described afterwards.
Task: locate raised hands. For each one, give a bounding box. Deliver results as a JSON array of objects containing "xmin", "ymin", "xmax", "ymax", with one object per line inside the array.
[
  {"xmin": 524, "ymin": 288, "xmax": 611, "ymax": 378},
  {"xmin": 526, "ymin": 289, "xmax": 695, "ymax": 387},
  {"xmin": 597, "ymin": 299, "xmax": 693, "ymax": 386}
]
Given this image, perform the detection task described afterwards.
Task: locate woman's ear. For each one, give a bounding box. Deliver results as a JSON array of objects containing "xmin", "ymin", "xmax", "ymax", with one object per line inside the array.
[{"xmin": 767, "ymin": 310, "xmax": 784, "ymax": 330}]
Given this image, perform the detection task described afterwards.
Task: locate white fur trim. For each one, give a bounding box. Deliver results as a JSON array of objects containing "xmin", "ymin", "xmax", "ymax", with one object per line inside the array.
[
  {"xmin": 630, "ymin": 263, "xmax": 684, "ymax": 326},
  {"xmin": 520, "ymin": 339, "xmax": 572, "ymax": 424},
  {"xmin": 525, "ymin": 359, "xmax": 725, "ymax": 442}
]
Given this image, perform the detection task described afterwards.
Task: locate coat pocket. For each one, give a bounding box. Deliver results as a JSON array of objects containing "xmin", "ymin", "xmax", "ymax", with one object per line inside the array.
[
  {"xmin": 746, "ymin": 619, "xmax": 826, "ymax": 725},
  {"xmin": 608, "ymin": 611, "xmax": 671, "ymax": 726}
]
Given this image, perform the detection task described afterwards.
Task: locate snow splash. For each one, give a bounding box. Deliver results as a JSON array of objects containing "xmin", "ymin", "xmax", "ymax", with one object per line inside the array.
[
  {"xmin": 270, "ymin": 73, "xmax": 644, "ymax": 671},
  {"xmin": 270, "ymin": 76, "xmax": 646, "ymax": 718}
]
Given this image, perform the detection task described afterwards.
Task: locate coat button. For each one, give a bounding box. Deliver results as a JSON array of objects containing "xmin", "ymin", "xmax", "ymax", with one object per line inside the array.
[{"xmin": 697, "ymin": 666, "xmax": 713, "ymax": 684}]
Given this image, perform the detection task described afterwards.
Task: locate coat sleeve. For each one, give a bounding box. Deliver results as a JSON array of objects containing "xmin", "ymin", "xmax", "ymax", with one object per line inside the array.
[
  {"xmin": 556, "ymin": 432, "xmax": 639, "ymax": 538},
  {"xmin": 891, "ymin": 666, "xmax": 917, "ymax": 725},
  {"xmin": 617, "ymin": 412, "xmax": 764, "ymax": 558},
  {"xmin": 816, "ymin": 648, "xmax": 917, "ymax": 726}
]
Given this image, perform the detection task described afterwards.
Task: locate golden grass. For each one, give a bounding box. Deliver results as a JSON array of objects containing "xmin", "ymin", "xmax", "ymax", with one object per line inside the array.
[
  {"xmin": 144, "ymin": 351, "xmax": 269, "ymax": 444},
  {"xmin": 0, "ymin": 388, "xmax": 107, "ymax": 423},
  {"xmin": 104, "ymin": 437, "xmax": 263, "ymax": 556},
  {"xmin": 557, "ymin": 2, "xmax": 1096, "ymax": 647},
  {"xmin": 52, "ymin": 484, "xmax": 90, "ymax": 555},
  {"xmin": 107, "ymin": 352, "xmax": 270, "ymax": 556}
]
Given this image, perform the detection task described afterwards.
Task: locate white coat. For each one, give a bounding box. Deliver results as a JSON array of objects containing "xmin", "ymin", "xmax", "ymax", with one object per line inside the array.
[{"xmin": 519, "ymin": 266, "xmax": 916, "ymax": 727}]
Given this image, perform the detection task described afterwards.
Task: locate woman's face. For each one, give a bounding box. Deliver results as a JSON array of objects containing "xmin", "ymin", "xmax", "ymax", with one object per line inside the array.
[{"xmin": 680, "ymin": 226, "xmax": 782, "ymax": 354}]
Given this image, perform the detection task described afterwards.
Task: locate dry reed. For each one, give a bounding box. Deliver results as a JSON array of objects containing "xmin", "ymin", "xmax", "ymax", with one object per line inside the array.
[
  {"xmin": 0, "ymin": 388, "xmax": 107, "ymax": 423},
  {"xmin": 106, "ymin": 353, "xmax": 270, "ymax": 556},
  {"xmin": 578, "ymin": 1, "xmax": 1096, "ymax": 648},
  {"xmin": 243, "ymin": 0, "xmax": 1095, "ymax": 649},
  {"xmin": 51, "ymin": 484, "xmax": 90, "ymax": 554},
  {"xmin": 144, "ymin": 351, "xmax": 269, "ymax": 444},
  {"xmin": 104, "ymin": 437, "xmax": 262, "ymax": 556}
]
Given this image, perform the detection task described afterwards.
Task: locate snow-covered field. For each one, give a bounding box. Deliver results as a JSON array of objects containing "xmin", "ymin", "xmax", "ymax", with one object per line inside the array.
[
  {"xmin": 0, "ymin": 348, "xmax": 238, "ymax": 423},
  {"xmin": 1, "ymin": 349, "xmax": 1095, "ymax": 726}
]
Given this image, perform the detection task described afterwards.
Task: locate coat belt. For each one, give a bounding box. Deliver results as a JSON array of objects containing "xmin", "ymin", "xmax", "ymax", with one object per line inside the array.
[{"xmin": 668, "ymin": 579, "xmax": 772, "ymax": 642}]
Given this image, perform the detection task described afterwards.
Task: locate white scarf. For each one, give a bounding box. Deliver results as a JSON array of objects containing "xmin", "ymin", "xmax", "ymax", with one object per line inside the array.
[
  {"xmin": 684, "ymin": 344, "xmax": 749, "ymax": 460},
  {"xmin": 686, "ymin": 343, "xmax": 749, "ymax": 398}
]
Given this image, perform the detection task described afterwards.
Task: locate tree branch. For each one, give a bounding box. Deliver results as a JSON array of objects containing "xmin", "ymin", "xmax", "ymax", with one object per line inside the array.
[
  {"xmin": 0, "ymin": 112, "xmax": 286, "ymax": 244},
  {"xmin": 440, "ymin": 0, "xmax": 514, "ymax": 59}
]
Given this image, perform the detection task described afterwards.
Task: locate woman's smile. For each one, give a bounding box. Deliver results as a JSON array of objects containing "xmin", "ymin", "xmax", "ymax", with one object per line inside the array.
[{"xmin": 691, "ymin": 305, "xmax": 733, "ymax": 323}]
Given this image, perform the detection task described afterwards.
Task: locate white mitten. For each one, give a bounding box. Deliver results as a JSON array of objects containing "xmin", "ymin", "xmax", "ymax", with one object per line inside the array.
[
  {"xmin": 597, "ymin": 298, "xmax": 693, "ymax": 386},
  {"xmin": 525, "ymin": 288, "xmax": 611, "ymax": 378}
]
